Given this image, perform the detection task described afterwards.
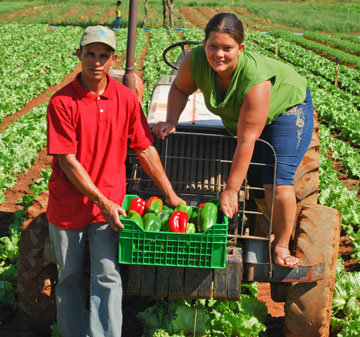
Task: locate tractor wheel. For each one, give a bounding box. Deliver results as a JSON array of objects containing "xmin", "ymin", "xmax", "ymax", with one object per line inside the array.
[
  {"xmin": 283, "ymin": 204, "xmax": 341, "ymax": 337},
  {"xmin": 17, "ymin": 191, "xmax": 57, "ymax": 337},
  {"xmin": 293, "ymin": 110, "xmax": 320, "ymax": 215}
]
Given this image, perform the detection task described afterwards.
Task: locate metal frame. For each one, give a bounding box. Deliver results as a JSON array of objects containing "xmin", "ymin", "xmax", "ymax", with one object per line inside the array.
[{"xmin": 126, "ymin": 130, "xmax": 277, "ymax": 281}]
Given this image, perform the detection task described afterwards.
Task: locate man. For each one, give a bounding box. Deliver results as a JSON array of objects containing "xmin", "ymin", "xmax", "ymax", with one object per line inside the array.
[{"xmin": 46, "ymin": 25, "xmax": 184, "ymax": 337}]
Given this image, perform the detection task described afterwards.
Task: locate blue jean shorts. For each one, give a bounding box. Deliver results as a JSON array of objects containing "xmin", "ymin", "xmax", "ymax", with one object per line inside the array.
[{"xmin": 250, "ymin": 88, "xmax": 314, "ymax": 187}]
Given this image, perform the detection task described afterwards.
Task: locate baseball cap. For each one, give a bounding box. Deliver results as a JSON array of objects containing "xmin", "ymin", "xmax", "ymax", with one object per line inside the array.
[{"xmin": 80, "ymin": 25, "xmax": 116, "ymax": 51}]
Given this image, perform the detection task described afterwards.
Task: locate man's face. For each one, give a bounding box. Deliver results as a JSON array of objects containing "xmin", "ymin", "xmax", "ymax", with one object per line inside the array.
[{"xmin": 76, "ymin": 43, "xmax": 117, "ymax": 81}]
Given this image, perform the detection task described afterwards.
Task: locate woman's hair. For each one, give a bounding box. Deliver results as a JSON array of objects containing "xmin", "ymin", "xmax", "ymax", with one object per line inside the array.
[{"xmin": 205, "ymin": 13, "xmax": 244, "ymax": 45}]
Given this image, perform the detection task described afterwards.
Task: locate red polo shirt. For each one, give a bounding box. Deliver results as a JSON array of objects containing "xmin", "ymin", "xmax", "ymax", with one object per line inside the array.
[{"xmin": 46, "ymin": 73, "xmax": 153, "ymax": 229}]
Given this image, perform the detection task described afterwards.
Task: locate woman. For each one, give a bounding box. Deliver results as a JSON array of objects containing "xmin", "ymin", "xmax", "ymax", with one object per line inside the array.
[{"xmin": 153, "ymin": 13, "xmax": 314, "ymax": 267}]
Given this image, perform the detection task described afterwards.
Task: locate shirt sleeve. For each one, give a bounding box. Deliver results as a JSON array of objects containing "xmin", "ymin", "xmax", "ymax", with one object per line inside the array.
[
  {"xmin": 127, "ymin": 96, "xmax": 154, "ymax": 151},
  {"xmin": 47, "ymin": 98, "xmax": 78, "ymax": 155}
]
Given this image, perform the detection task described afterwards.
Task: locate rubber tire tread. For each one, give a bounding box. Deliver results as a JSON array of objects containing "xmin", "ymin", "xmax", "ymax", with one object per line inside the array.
[
  {"xmin": 293, "ymin": 110, "xmax": 320, "ymax": 215},
  {"xmin": 284, "ymin": 204, "xmax": 341, "ymax": 337},
  {"xmin": 17, "ymin": 191, "xmax": 57, "ymax": 336}
]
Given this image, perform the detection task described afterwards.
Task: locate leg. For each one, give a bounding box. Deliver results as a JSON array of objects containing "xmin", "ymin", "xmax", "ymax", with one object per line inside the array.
[
  {"xmin": 49, "ymin": 223, "xmax": 89, "ymax": 337},
  {"xmin": 88, "ymin": 222, "xmax": 122, "ymax": 337},
  {"xmin": 260, "ymin": 89, "xmax": 314, "ymax": 267},
  {"xmin": 113, "ymin": 17, "xmax": 121, "ymax": 30},
  {"xmin": 264, "ymin": 184, "xmax": 298, "ymax": 267}
]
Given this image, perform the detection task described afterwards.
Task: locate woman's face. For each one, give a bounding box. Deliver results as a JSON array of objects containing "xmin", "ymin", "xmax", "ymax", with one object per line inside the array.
[{"xmin": 203, "ymin": 31, "xmax": 243, "ymax": 76}]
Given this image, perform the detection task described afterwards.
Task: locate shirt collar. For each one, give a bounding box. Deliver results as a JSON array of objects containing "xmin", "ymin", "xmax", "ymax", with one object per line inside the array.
[{"xmin": 73, "ymin": 73, "xmax": 117, "ymax": 105}]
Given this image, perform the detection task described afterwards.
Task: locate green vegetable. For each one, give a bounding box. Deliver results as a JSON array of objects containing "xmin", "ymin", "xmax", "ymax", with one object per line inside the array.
[
  {"xmin": 146, "ymin": 196, "xmax": 163, "ymax": 215},
  {"xmin": 189, "ymin": 209, "xmax": 198, "ymax": 226},
  {"xmin": 186, "ymin": 222, "xmax": 196, "ymax": 233},
  {"xmin": 197, "ymin": 202, "xmax": 218, "ymax": 232},
  {"xmin": 126, "ymin": 210, "xmax": 144, "ymax": 229},
  {"xmin": 174, "ymin": 202, "xmax": 193, "ymax": 219},
  {"xmin": 158, "ymin": 205, "xmax": 173, "ymax": 225},
  {"xmin": 137, "ymin": 294, "xmax": 267, "ymax": 337},
  {"xmin": 143, "ymin": 213, "xmax": 162, "ymax": 231},
  {"xmin": 161, "ymin": 219, "xmax": 170, "ymax": 232}
]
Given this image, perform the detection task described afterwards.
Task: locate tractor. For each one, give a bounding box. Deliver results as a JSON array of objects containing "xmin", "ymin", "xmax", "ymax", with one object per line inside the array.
[{"xmin": 16, "ymin": 1, "xmax": 341, "ymax": 336}]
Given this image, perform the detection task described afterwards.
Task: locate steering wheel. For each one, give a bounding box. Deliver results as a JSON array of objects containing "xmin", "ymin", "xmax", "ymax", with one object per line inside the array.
[{"xmin": 162, "ymin": 41, "xmax": 202, "ymax": 71}]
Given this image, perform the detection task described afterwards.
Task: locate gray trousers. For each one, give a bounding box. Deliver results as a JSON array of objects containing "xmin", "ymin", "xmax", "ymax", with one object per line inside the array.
[{"xmin": 49, "ymin": 222, "xmax": 122, "ymax": 337}]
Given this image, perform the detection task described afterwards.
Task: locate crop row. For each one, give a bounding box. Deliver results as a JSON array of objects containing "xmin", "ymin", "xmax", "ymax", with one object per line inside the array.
[
  {"xmin": 249, "ymin": 31, "xmax": 360, "ymax": 96},
  {"xmin": 0, "ymin": 24, "xmax": 82, "ymax": 122},
  {"xmin": 142, "ymin": 27, "xmax": 182, "ymax": 113},
  {"xmin": 303, "ymin": 31, "xmax": 360, "ymax": 56},
  {"xmin": 0, "ymin": 104, "xmax": 47, "ymax": 203},
  {"xmin": 270, "ymin": 29, "xmax": 360, "ymax": 69},
  {"xmin": 247, "ymin": 31, "xmax": 360, "ymax": 145},
  {"xmin": 319, "ymin": 125, "xmax": 360, "ymax": 179}
]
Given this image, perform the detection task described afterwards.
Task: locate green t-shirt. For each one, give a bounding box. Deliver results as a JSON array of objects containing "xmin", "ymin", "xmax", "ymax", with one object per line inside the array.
[{"xmin": 189, "ymin": 46, "xmax": 307, "ymax": 135}]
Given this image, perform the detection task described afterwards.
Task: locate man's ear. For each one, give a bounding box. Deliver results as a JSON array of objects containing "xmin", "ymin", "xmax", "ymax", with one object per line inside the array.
[{"xmin": 76, "ymin": 48, "xmax": 82, "ymax": 60}]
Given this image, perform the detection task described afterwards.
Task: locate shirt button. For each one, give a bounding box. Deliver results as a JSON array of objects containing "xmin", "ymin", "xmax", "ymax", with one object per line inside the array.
[
  {"xmin": 97, "ymin": 97, "xmax": 100, "ymax": 100},
  {"xmin": 100, "ymin": 109, "xmax": 104, "ymax": 113}
]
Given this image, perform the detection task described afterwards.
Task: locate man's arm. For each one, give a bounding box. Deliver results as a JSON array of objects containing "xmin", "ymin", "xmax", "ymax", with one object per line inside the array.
[
  {"xmin": 57, "ymin": 154, "xmax": 126, "ymax": 231},
  {"xmin": 136, "ymin": 145, "xmax": 185, "ymax": 207}
]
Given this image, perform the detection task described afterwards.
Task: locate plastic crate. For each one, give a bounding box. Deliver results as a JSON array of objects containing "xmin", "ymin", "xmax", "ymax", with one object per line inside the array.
[{"xmin": 119, "ymin": 195, "xmax": 228, "ymax": 269}]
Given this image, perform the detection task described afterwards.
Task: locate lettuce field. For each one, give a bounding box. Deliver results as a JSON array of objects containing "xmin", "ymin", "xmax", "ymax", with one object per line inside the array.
[{"xmin": 0, "ymin": 1, "xmax": 359, "ymax": 336}]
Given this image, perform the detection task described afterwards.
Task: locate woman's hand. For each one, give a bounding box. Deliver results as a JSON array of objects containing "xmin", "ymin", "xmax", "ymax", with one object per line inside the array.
[
  {"xmin": 152, "ymin": 121, "xmax": 176, "ymax": 140},
  {"xmin": 220, "ymin": 188, "xmax": 239, "ymax": 219}
]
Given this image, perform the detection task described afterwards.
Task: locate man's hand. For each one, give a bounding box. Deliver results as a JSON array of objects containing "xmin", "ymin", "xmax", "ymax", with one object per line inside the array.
[
  {"xmin": 99, "ymin": 198, "xmax": 127, "ymax": 232},
  {"xmin": 151, "ymin": 121, "xmax": 176, "ymax": 140},
  {"xmin": 165, "ymin": 194, "xmax": 187, "ymax": 208},
  {"xmin": 219, "ymin": 189, "xmax": 239, "ymax": 219}
]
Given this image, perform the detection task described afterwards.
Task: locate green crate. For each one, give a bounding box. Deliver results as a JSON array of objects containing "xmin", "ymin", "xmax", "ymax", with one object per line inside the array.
[{"xmin": 119, "ymin": 195, "xmax": 228, "ymax": 269}]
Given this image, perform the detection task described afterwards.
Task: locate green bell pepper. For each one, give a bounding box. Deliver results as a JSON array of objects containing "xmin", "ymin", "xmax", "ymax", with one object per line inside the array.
[
  {"xmin": 174, "ymin": 202, "xmax": 193, "ymax": 219},
  {"xmin": 126, "ymin": 210, "xmax": 144, "ymax": 229},
  {"xmin": 197, "ymin": 202, "xmax": 218, "ymax": 232},
  {"xmin": 161, "ymin": 219, "xmax": 171, "ymax": 232},
  {"xmin": 158, "ymin": 205, "xmax": 173, "ymax": 226},
  {"xmin": 145, "ymin": 196, "xmax": 163, "ymax": 215},
  {"xmin": 186, "ymin": 222, "xmax": 196, "ymax": 233},
  {"xmin": 189, "ymin": 209, "xmax": 197, "ymax": 227},
  {"xmin": 143, "ymin": 213, "xmax": 162, "ymax": 231}
]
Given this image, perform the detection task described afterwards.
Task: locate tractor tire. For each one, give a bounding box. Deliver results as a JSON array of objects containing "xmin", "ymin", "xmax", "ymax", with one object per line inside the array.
[
  {"xmin": 293, "ymin": 110, "xmax": 320, "ymax": 215},
  {"xmin": 17, "ymin": 191, "xmax": 57, "ymax": 337},
  {"xmin": 283, "ymin": 204, "xmax": 341, "ymax": 337}
]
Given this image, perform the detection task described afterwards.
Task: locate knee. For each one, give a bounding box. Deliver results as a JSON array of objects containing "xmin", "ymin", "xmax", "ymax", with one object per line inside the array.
[{"xmin": 274, "ymin": 185, "xmax": 295, "ymax": 199}]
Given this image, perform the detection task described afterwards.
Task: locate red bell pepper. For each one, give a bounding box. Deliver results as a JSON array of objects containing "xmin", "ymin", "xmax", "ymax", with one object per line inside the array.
[
  {"xmin": 146, "ymin": 196, "xmax": 163, "ymax": 215},
  {"xmin": 169, "ymin": 211, "xmax": 188, "ymax": 233},
  {"xmin": 128, "ymin": 197, "xmax": 146, "ymax": 216}
]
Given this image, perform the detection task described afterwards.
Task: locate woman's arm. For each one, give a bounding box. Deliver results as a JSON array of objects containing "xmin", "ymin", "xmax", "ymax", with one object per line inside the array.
[
  {"xmin": 152, "ymin": 52, "xmax": 198, "ymax": 139},
  {"xmin": 136, "ymin": 145, "xmax": 186, "ymax": 207},
  {"xmin": 58, "ymin": 154, "xmax": 126, "ymax": 231},
  {"xmin": 220, "ymin": 80, "xmax": 271, "ymax": 218}
]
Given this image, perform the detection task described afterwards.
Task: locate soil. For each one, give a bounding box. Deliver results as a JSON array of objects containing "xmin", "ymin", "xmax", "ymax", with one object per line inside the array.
[{"xmin": 0, "ymin": 8, "xmax": 358, "ymax": 336}]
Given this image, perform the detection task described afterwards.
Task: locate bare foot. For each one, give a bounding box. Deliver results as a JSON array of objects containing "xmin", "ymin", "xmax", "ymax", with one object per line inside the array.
[{"xmin": 273, "ymin": 245, "xmax": 299, "ymax": 268}]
